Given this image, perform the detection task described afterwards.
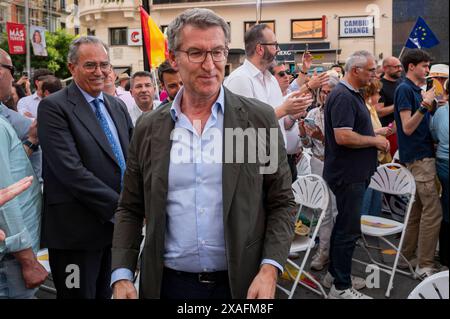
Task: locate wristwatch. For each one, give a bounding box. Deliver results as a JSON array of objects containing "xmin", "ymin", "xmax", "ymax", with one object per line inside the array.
[
  {"xmin": 299, "ymin": 70, "xmax": 308, "ymax": 75},
  {"xmin": 418, "ymin": 105, "xmax": 428, "ymax": 115},
  {"xmin": 23, "ymin": 140, "xmax": 39, "ymax": 152}
]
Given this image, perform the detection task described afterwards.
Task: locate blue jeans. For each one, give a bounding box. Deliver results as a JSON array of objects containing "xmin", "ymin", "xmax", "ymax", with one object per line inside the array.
[
  {"xmin": 0, "ymin": 256, "xmax": 37, "ymax": 299},
  {"xmin": 328, "ymin": 181, "xmax": 368, "ymax": 290},
  {"xmin": 360, "ymin": 188, "xmax": 382, "ymax": 216}
]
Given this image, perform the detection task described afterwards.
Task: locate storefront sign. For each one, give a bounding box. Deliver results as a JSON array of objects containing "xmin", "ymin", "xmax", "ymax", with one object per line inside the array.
[{"xmin": 339, "ymin": 16, "xmax": 374, "ymax": 38}]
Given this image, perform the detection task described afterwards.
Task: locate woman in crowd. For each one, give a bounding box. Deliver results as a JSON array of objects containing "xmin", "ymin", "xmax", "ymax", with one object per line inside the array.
[
  {"xmin": 430, "ymin": 79, "xmax": 449, "ymax": 267},
  {"xmin": 360, "ymin": 78, "xmax": 393, "ymax": 217},
  {"xmin": 3, "ymin": 83, "xmax": 27, "ymax": 111}
]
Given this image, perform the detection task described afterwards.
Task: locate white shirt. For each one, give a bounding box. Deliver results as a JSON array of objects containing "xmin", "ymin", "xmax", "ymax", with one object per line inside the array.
[
  {"xmin": 115, "ymin": 89, "xmax": 136, "ymax": 116},
  {"xmin": 129, "ymin": 101, "xmax": 161, "ymax": 126},
  {"xmin": 17, "ymin": 92, "xmax": 42, "ymax": 119},
  {"xmin": 224, "ymin": 59, "xmax": 300, "ymax": 153}
]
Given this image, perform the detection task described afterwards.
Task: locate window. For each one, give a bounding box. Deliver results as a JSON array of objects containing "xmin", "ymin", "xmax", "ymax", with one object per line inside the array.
[
  {"xmin": 75, "ymin": 27, "xmax": 79, "ymax": 35},
  {"xmin": 244, "ymin": 20, "xmax": 275, "ymax": 34},
  {"xmin": 109, "ymin": 27, "xmax": 127, "ymax": 46},
  {"xmin": 291, "ymin": 18, "xmax": 325, "ymax": 39},
  {"xmin": 87, "ymin": 28, "xmax": 95, "ymax": 36}
]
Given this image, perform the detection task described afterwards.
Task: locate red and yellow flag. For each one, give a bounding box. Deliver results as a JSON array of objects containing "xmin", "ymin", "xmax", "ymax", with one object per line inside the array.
[{"xmin": 140, "ymin": 6, "xmax": 167, "ymax": 69}]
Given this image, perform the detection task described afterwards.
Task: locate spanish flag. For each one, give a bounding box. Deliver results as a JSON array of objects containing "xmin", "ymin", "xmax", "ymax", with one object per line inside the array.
[{"xmin": 140, "ymin": 6, "xmax": 167, "ymax": 69}]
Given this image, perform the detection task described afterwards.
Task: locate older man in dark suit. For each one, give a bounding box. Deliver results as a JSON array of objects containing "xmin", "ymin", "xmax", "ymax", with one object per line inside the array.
[
  {"xmin": 37, "ymin": 36, "xmax": 133, "ymax": 299},
  {"xmin": 111, "ymin": 8, "xmax": 295, "ymax": 299}
]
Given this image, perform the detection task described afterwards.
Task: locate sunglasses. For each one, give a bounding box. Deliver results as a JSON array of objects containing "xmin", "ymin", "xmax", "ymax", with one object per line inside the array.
[
  {"xmin": 277, "ymin": 71, "xmax": 290, "ymax": 77},
  {"xmin": 0, "ymin": 63, "xmax": 15, "ymax": 77}
]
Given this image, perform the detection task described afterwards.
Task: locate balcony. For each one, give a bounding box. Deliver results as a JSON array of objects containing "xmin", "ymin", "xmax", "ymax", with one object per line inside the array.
[
  {"xmin": 151, "ymin": 0, "xmax": 332, "ymax": 10},
  {"xmin": 78, "ymin": 0, "xmax": 136, "ymax": 23}
]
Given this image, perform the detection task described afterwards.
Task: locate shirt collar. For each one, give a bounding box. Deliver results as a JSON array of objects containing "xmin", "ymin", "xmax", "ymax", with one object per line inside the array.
[
  {"xmin": 32, "ymin": 92, "xmax": 41, "ymax": 100},
  {"xmin": 340, "ymin": 79, "xmax": 360, "ymax": 93},
  {"xmin": 0, "ymin": 103, "xmax": 8, "ymax": 118},
  {"xmin": 404, "ymin": 77, "xmax": 423, "ymax": 92},
  {"xmin": 75, "ymin": 82, "xmax": 104, "ymax": 104},
  {"xmin": 170, "ymin": 86, "xmax": 225, "ymax": 122},
  {"xmin": 243, "ymin": 59, "xmax": 271, "ymax": 80}
]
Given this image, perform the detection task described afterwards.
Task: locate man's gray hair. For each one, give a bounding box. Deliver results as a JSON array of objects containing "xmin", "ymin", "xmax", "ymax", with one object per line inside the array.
[
  {"xmin": 167, "ymin": 8, "xmax": 230, "ymax": 51},
  {"xmin": 67, "ymin": 36, "xmax": 109, "ymax": 64},
  {"xmin": 344, "ymin": 50, "xmax": 375, "ymax": 73},
  {"xmin": 244, "ymin": 23, "xmax": 270, "ymax": 57}
]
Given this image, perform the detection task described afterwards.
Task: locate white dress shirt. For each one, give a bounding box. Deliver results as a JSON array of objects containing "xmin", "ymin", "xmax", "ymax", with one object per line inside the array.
[
  {"xmin": 128, "ymin": 101, "xmax": 161, "ymax": 126},
  {"xmin": 224, "ymin": 59, "xmax": 300, "ymax": 152},
  {"xmin": 17, "ymin": 92, "xmax": 42, "ymax": 119}
]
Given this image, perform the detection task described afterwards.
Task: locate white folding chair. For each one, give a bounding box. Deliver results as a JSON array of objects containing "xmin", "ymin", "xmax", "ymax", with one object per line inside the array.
[
  {"xmin": 353, "ymin": 163, "xmax": 417, "ymax": 298},
  {"xmin": 277, "ymin": 174, "xmax": 330, "ymax": 299},
  {"xmin": 408, "ymin": 271, "xmax": 449, "ymax": 299},
  {"xmin": 296, "ymin": 151, "xmax": 311, "ymax": 176}
]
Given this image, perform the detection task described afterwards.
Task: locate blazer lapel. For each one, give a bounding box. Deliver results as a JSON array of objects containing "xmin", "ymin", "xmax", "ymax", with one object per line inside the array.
[
  {"xmin": 150, "ymin": 106, "xmax": 175, "ymax": 212},
  {"xmin": 69, "ymin": 83, "xmax": 119, "ymax": 165},
  {"xmin": 222, "ymin": 88, "xmax": 249, "ymax": 222}
]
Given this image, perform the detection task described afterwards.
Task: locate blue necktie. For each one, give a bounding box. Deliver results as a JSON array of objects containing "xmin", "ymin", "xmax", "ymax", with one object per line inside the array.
[{"xmin": 92, "ymin": 98, "xmax": 126, "ymax": 182}]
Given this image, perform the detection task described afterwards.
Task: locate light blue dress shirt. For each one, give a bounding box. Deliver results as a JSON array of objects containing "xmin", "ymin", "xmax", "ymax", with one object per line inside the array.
[
  {"xmin": 430, "ymin": 103, "xmax": 449, "ymax": 160},
  {"xmin": 0, "ymin": 116, "xmax": 42, "ymax": 259},
  {"xmin": 0, "ymin": 103, "xmax": 42, "ymax": 180},
  {"xmin": 111, "ymin": 86, "xmax": 282, "ymax": 286}
]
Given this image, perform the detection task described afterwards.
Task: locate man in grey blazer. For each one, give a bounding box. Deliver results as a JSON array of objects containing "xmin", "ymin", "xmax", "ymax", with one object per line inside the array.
[
  {"xmin": 111, "ymin": 8, "xmax": 295, "ymax": 299},
  {"xmin": 37, "ymin": 36, "xmax": 133, "ymax": 298}
]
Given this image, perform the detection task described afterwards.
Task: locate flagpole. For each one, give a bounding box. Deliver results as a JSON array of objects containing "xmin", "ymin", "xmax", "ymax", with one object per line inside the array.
[
  {"xmin": 398, "ymin": 46, "xmax": 406, "ymax": 60},
  {"xmin": 142, "ymin": 0, "xmax": 150, "ymax": 72},
  {"xmin": 25, "ymin": 0, "xmax": 30, "ymax": 76}
]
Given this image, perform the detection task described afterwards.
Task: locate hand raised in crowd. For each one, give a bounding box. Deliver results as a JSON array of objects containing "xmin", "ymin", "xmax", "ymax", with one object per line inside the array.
[
  {"xmin": 374, "ymin": 135, "xmax": 390, "ymax": 153},
  {"xmin": 113, "ymin": 279, "xmax": 138, "ymax": 299},
  {"xmin": 281, "ymin": 91, "xmax": 313, "ymax": 117},
  {"xmin": 304, "ymin": 122, "xmax": 324, "ymax": 141},
  {"xmin": 307, "ymin": 70, "xmax": 329, "ymax": 91},
  {"xmin": 0, "ymin": 229, "xmax": 5, "ymax": 242},
  {"xmin": 302, "ymin": 51, "xmax": 314, "ymax": 72},
  {"xmin": 421, "ymin": 87, "xmax": 436, "ymax": 109},
  {"xmin": 13, "ymin": 248, "xmax": 48, "ymax": 289},
  {"xmin": 0, "ymin": 176, "xmax": 33, "ymax": 206},
  {"xmin": 16, "ymin": 75, "xmax": 32, "ymax": 96}
]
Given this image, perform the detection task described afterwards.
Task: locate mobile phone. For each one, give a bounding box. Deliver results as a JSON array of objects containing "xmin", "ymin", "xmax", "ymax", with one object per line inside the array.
[
  {"xmin": 22, "ymin": 71, "xmax": 28, "ymax": 77},
  {"xmin": 305, "ymin": 43, "xmax": 309, "ymax": 53},
  {"xmin": 304, "ymin": 118, "xmax": 316, "ymax": 127},
  {"xmin": 426, "ymin": 77, "xmax": 434, "ymax": 91}
]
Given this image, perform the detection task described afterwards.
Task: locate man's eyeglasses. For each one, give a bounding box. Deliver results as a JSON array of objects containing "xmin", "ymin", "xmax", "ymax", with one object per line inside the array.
[
  {"xmin": 259, "ymin": 42, "xmax": 280, "ymax": 49},
  {"xmin": 276, "ymin": 71, "xmax": 290, "ymax": 77},
  {"xmin": 80, "ymin": 62, "xmax": 111, "ymax": 72},
  {"xmin": 0, "ymin": 63, "xmax": 15, "ymax": 77},
  {"xmin": 386, "ymin": 64, "xmax": 402, "ymax": 69},
  {"xmin": 177, "ymin": 48, "xmax": 229, "ymax": 63}
]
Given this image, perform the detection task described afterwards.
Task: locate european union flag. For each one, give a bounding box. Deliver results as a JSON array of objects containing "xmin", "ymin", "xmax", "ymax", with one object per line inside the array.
[{"xmin": 405, "ymin": 17, "xmax": 440, "ymax": 49}]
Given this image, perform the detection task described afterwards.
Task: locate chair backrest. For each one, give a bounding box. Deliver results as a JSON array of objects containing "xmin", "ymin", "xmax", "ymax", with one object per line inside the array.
[
  {"xmin": 296, "ymin": 152, "xmax": 312, "ymax": 176},
  {"xmin": 369, "ymin": 163, "xmax": 416, "ymax": 196},
  {"xmin": 292, "ymin": 174, "xmax": 329, "ymax": 211},
  {"xmin": 408, "ymin": 271, "xmax": 449, "ymax": 299}
]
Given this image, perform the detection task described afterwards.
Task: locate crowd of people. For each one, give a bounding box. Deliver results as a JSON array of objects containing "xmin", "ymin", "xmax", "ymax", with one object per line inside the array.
[{"xmin": 0, "ymin": 8, "xmax": 448, "ymax": 300}]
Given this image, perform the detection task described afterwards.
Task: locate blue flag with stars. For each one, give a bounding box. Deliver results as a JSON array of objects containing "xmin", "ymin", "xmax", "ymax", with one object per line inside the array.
[{"xmin": 405, "ymin": 16, "xmax": 440, "ymax": 49}]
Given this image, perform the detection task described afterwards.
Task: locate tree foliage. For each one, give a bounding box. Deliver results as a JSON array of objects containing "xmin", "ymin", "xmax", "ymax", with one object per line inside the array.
[{"xmin": 0, "ymin": 29, "xmax": 76, "ymax": 80}]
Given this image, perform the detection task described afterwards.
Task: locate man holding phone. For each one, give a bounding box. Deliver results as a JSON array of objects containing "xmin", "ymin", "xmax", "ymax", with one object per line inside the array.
[{"xmin": 394, "ymin": 49, "xmax": 442, "ymax": 278}]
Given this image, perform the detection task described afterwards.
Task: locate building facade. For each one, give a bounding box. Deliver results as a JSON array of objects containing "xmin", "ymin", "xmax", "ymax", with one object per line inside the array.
[
  {"xmin": 0, "ymin": 0, "xmax": 71, "ymax": 34},
  {"xmin": 76, "ymin": 0, "xmax": 393, "ymax": 73}
]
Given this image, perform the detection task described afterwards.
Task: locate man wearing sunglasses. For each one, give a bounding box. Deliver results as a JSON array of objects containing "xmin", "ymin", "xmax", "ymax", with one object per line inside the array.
[
  {"xmin": 270, "ymin": 63, "xmax": 291, "ymax": 97},
  {"xmin": 0, "ymin": 48, "xmax": 48, "ymax": 299}
]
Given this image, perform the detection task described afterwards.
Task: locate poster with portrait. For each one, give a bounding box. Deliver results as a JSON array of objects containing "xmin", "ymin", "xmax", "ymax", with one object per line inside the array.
[{"xmin": 30, "ymin": 26, "xmax": 48, "ymax": 57}]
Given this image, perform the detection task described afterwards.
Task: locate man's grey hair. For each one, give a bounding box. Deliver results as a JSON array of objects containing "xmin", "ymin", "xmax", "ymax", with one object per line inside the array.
[
  {"xmin": 244, "ymin": 23, "xmax": 270, "ymax": 57},
  {"xmin": 130, "ymin": 71, "xmax": 153, "ymax": 89},
  {"xmin": 67, "ymin": 36, "xmax": 109, "ymax": 64},
  {"xmin": 167, "ymin": 8, "xmax": 230, "ymax": 51},
  {"xmin": 344, "ymin": 50, "xmax": 375, "ymax": 73}
]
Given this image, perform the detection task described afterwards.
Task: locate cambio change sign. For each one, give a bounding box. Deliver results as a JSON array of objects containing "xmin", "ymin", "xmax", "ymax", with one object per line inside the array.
[
  {"xmin": 339, "ymin": 16, "xmax": 374, "ymax": 38},
  {"xmin": 6, "ymin": 22, "xmax": 26, "ymax": 54}
]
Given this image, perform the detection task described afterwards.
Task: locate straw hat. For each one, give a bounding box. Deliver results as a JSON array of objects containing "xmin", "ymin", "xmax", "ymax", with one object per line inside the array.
[
  {"xmin": 427, "ymin": 64, "xmax": 449, "ymax": 78},
  {"xmin": 118, "ymin": 73, "xmax": 130, "ymax": 81}
]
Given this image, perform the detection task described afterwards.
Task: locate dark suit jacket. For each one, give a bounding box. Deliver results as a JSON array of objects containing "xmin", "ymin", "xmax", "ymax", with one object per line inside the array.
[
  {"xmin": 111, "ymin": 87, "xmax": 296, "ymax": 298},
  {"xmin": 37, "ymin": 82, "xmax": 133, "ymax": 250}
]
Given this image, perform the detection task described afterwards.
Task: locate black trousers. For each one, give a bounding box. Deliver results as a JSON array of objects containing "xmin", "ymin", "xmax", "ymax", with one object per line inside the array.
[
  {"xmin": 160, "ymin": 267, "xmax": 232, "ymax": 299},
  {"xmin": 287, "ymin": 154, "xmax": 298, "ymax": 183},
  {"xmin": 48, "ymin": 246, "xmax": 112, "ymax": 299}
]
